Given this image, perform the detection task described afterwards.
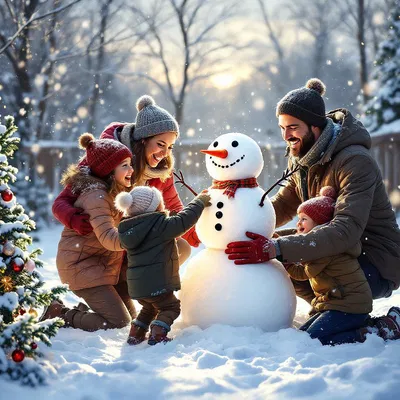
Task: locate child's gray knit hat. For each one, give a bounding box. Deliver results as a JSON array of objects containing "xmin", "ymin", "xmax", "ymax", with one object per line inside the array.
[
  {"xmin": 133, "ymin": 95, "xmax": 179, "ymax": 140},
  {"xmin": 115, "ymin": 186, "xmax": 163, "ymax": 217}
]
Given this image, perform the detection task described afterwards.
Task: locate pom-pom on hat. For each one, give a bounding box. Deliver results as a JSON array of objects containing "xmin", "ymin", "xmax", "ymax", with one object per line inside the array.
[
  {"xmin": 133, "ymin": 95, "xmax": 179, "ymax": 140},
  {"xmin": 276, "ymin": 78, "xmax": 327, "ymax": 128},
  {"xmin": 297, "ymin": 186, "xmax": 337, "ymax": 225},
  {"xmin": 115, "ymin": 186, "xmax": 164, "ymax": 217},
  {"xmin": 79, "ymin": 133, "xmax": 132, "ymax": 178}
]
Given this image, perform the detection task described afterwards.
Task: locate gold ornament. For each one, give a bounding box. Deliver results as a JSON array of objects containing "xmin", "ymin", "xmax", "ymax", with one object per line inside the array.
[
  {"xmin": 2, "ymin": 241, "xmax": 16, "ymax": 256},
  {"xmin": 0, "ymin": 276, "xmax": 13, "ymax": 292},
  {"xmin": 28, "ymin": 307, "xmax": 38, "ymax": 318}
]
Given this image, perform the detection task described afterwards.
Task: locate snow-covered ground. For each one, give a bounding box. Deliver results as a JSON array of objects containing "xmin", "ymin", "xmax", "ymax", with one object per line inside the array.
[{"xmin": 6, "ymin": 223, "xmax": 400, "ymax": 400}]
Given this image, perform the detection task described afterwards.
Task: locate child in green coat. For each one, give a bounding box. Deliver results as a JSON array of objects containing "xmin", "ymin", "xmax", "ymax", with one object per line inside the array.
[{"xmin": 115, "ymin": 186, "xmax": 210, "ymax": 345}]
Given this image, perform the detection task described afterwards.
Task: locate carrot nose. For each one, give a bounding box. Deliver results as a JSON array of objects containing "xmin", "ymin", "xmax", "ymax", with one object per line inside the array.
[{"xmin": 201, "ymin": 149, "xmax": 228, "ymax": 159}]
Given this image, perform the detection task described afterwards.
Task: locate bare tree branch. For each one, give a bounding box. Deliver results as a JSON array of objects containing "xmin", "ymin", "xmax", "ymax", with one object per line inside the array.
[
  {"xmin": 256, "ymin": 0, "xmax": 284, "ymax": 61},
  {"xmin": 128, "ymin": 0, "xmax": 241, "ymax": 124},
  {"xmin": 4, "ymin": 0, "xmax": 18, "ymax": 26},
  {"xmin": 115, "ymin": 71, "xmax": 170, "ymax": 98},
  {"xmin": 0, "ymin": 0, "xmax": 83, "ymax": 55}
]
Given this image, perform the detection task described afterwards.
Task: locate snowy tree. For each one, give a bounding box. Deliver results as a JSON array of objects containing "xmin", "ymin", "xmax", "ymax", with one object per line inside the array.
[
  {"xmin": 364, "ymin": 2, "xmax": 400, "ymax": 131},
  {"xmin": 12, "ymin": 171, "xmax": 52, "ymax": 232},
  {"xmin": 286, "ymin": 0, "xmax": 346, "ymax": 79},
  {"xmin": 0, "ymin": 117, "xmax": 66, "ymax": 386}
]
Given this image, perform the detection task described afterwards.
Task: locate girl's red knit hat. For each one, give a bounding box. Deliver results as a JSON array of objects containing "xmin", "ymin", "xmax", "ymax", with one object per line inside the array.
[
  {"xmin": 79, "ymin": 133, "xmax": 132, "ymax": 178},
  {"xmin": 297, "ymin": 186, "xmax": 337, "ymax": 225}
]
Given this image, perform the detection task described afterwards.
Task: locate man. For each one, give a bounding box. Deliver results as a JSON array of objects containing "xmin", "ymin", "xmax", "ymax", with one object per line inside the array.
[{"xmin": 226, "ymin": 78, "xmax": 400, "ymax": 306}]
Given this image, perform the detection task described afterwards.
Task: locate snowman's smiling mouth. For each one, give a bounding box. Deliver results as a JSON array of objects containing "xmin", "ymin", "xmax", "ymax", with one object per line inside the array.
[{"xmin": 211, "ymin": 154, "xmax": 245, "ymax": 169}]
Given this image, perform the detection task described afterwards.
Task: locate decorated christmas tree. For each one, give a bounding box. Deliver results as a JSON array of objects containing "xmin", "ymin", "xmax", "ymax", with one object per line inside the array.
[
  {"xmin": 12, "ymin": 170, "xmax": 52, "ymax": 232},
  {"xmin": 364, "ymin": 2, "xmax": 400, "ymax": 132},
  {"xmin": 0, "ymin": 116, "xmax": 66, "ymax": 386}
]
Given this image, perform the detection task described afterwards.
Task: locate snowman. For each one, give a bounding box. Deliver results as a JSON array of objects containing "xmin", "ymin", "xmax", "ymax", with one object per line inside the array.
[{"xmin": 180, "ymin": 132, "xmax": 296, "ymax": 332}]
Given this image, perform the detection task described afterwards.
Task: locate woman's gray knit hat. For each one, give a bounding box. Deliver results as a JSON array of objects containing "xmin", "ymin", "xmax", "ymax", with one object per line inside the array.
[
  {"xmin": 276, "ymin": 78, "xmax": 327, "ymax": 128},
  {"xmin": 115, "ymin": 186, "xmax": 163, "ymax": 217},
  {"xmin": 133, "ymin": 95, "xmax": 179, "ymax": 140}
]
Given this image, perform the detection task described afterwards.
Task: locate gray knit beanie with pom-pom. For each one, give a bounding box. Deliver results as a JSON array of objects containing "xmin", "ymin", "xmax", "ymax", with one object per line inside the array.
[
  {"xmin": 115, "ymin": 186, "xmax": 164, "ymax": 217},
  {"xmin": 276, "ymin": 78, "xmax": 327, "ymax": 128},
  {"xmin": 133, "ymin": 95, "xmax": 179, "ymax": 140}
]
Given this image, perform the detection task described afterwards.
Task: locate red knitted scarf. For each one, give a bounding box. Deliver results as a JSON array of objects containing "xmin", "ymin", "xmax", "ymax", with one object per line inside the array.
[{"xmin": 211, "ymin": 177, "xmax": 258, "ymax": 198}]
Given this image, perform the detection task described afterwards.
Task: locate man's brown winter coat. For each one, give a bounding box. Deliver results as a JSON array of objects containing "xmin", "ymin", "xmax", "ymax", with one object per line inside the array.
[
  {"xmin": 285, "ymin": 239, "xmax": 372, "ymax": 314},
  {"xmin": 56, "ymin": 167, "xmax": 124, "ymax": 291},
  {"xmin": 118, "ymin": 198, "xmax": 205, "ymax": 299},
  {"xmin": 273, "ymin": 109, "xmax": 400, "ymax": 288}
]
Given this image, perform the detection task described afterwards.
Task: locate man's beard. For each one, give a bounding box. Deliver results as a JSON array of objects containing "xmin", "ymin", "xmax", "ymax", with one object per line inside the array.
[{"xmin": 291, "ymin": 128, "xmax": 315, "ymax": 158}]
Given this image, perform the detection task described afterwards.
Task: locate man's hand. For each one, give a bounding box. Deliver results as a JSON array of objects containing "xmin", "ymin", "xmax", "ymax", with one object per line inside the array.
[
  {"xmin": 225, "ymin": 231, "xmax": 276, "ymax": 265},
  {"xmin": 70, "ymin": 208, "xmax": 92, "ymax": 235}
]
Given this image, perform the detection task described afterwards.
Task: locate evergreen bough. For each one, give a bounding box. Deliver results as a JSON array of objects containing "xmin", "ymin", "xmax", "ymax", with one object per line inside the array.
[{"xmin": 0, "ymin": 116, "xmax": 67, "ymax": 386}]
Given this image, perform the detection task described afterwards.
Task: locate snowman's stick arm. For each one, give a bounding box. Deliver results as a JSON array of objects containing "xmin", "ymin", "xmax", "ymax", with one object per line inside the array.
[
  {"xmin": 259, "ymin": 165, "xmax": 300, "ymax": 207},
  {"xmin": 173, "ymin": 170, "xmax": 198, "ymax": 196}
]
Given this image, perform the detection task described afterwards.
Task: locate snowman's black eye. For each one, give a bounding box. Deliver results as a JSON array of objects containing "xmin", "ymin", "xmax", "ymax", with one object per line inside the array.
[
  {"xmin": 213, "ymin": 141, "xmax": 218, "ymax": 148},
  {"xmin": 232, "ymin": 141, "xmax": 238, "ymax": 147}
]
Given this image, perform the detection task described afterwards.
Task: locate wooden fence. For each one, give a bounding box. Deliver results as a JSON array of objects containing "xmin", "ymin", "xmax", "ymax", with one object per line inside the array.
[
  {"xmin": 22, "ymin": 130, "xmax": 400, "ymax": 206},
  {"xmin": 174, "ymin": 133, "xmax": 400, "ymax": 200}
]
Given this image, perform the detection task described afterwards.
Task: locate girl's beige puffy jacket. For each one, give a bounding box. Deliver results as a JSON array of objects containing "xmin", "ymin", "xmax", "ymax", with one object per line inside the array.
[{"xmin": 56, "ymin": 167, "xmax": 124, "ymax": 291}]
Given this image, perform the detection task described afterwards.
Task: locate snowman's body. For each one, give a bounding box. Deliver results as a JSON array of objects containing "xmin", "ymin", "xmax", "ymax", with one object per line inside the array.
[
  {"xmin": 180, "ymin": 132, "xmax": 296, "ymax": 331},
  {"xmin": 196, "ymin": 186, "xmax": 275, "ymax": 249},
  {"xmin": 181, "ymin": 249, "xmax": 296, "ymax": 331}
]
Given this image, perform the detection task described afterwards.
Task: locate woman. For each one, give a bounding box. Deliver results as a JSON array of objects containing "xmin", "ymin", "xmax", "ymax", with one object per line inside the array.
[
  {"xmin": 42, "ymin": 133, "xmax": 135, "ymax": 331},
  {"xmin": 52, "ymin": 95, "xmax": 198, "ymax": 257}
]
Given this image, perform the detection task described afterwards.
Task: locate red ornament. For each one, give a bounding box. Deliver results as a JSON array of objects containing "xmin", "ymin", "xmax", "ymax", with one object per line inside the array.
[
  {"xmin": 12, "ymin": 349, "xmax": 25, "ymax": 363},
  {"xmin": 12, "ymin": 260, "xmax": 24, "ymax": 273},
  {"xmin": 31, "ymin": 342, "xmax": 38, "ymax": 350},
  {"xmin": 1, "ymin": 189, "xmax": 13, "ymax": 202},
  {"xmin": 19, "ymin": 308, "xmax": 26, "ymax": 315}
]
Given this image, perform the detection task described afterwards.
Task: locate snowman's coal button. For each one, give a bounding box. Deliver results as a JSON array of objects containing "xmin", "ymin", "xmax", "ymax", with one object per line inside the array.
[
  {"xmin": 216, "ymin": 211, "xmax": 223, "ymax": 219},
  {"xmin": 217, "ymin": 202, "xmax": 224, "ymax": 208},
  {"xmin": 215, "ymin": 223, "xmax": 222, "ymax": 231}
]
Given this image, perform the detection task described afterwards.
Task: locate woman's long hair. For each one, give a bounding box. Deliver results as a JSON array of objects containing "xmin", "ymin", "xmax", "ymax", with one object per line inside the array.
[{"xmin": 130, "ymin": 137, "xmax": 174, "ymax": 185}]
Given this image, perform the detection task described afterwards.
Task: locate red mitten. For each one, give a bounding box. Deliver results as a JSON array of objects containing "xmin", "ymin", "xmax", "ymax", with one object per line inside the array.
[
  {"xmin": 70, "ymin": 208, "xmax": 92, "ymax": 235},
  {"xmin": 181, "ymin": 226, "xmax": 201, "ymax": 247},
  {"xmin": 225, "ymin": 231, "xmax": 276, "ymax": 265}
]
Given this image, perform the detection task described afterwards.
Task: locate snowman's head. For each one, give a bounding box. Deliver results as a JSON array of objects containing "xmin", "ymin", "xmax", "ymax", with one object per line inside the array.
[{"xmin": 201, "ymin": 132, "xmax": 264, "ymax": 181}]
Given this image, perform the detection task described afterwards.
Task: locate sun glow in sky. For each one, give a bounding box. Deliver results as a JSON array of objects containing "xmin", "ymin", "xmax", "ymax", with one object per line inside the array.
[{"xmin": 210, "ymin": 73, "xmax": 237, "ymax": 89}]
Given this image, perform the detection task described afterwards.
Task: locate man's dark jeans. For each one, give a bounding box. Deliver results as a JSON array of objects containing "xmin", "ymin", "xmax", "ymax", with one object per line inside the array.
[
  {"xmin": 291, "ymin": 253, "xmax": 393, "ymax": 304},
  {"xmin": 358, "ymin": 254, "xmax": 393, "ymax": 299},
  {"xmin": 299, "ymin": 310, "xmax": 369, "ymax": 345}
]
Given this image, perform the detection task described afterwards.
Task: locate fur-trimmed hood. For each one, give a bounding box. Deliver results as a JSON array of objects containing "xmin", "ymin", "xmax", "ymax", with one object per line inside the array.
[{"xmin": 61, "ymin": 164, "xmax": 109, "ymax": 195}]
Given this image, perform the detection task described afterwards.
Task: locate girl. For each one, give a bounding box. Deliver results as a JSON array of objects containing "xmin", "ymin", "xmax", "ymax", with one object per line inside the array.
[{"xmin": 42, "ymin": 133, "xmax": 135, "ymax": 331}]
